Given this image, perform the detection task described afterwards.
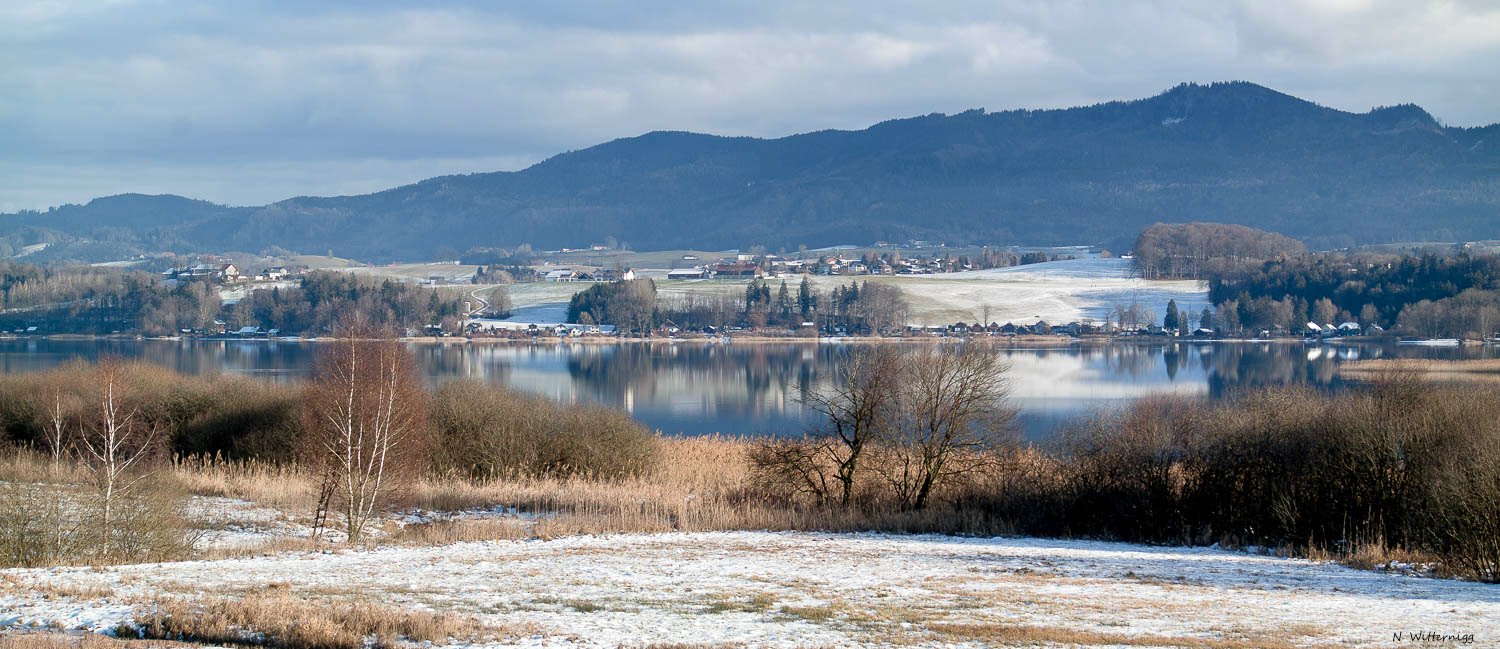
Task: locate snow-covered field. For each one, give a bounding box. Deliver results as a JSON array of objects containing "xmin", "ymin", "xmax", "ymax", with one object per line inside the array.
[
  {"xmin": 852, "ymin": 258, "xmax": 1207, "ymax": 326},
  {"xmin": 493, "ymin": 258, "xmax": 1207, "ymax": 328},
  {"xmin": 3, "ymin": 531, "xmax": 1493, "ymax": 647}
]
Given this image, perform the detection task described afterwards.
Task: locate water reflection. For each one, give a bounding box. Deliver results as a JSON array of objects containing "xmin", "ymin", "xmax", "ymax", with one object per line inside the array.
[{"xmin": 0, "ymin": 339, "xmax": 1492, "ymax": 438}]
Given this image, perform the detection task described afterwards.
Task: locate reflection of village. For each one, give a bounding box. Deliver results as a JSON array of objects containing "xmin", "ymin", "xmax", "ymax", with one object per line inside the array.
[
  {"xmin": 0, "ymin": 338, "xmax": 1491, "ymax": 437},
  {"xmin": 406, "ymin": 340, "xmax": 1482, "ymax": 437}
]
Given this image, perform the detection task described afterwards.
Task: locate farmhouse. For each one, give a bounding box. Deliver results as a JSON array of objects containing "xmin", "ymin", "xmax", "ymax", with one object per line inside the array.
[
  {"xmin": 711, "ymin": 263, "xmax": 763, "ymax": 279},
  {"xmin": 596, "ymin": 267, "xmax": 636, "ymax": 282},
  {"xmin": 667, "ymin": 268, "xmax": 710, "ymax": 280}
]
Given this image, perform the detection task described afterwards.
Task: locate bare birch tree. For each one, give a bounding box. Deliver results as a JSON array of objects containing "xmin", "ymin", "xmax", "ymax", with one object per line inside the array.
[
  {"xmin": 304, "ymin": 324, "xmax": 429, "ymax": 543},
  {"xmin": 74, "ymin": 360, "xmax": 165, "ymax": 553}
]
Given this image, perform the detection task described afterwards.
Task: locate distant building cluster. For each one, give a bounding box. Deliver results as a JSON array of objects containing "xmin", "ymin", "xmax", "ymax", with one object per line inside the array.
[{"xmin": 161, "ymin": 262, "xmax": 289, "ymax": 284}]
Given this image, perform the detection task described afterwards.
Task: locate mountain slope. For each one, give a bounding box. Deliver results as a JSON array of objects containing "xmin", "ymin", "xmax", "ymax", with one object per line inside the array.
[{"xmin": 4, "ymin": 81, "xmax": 1499, "ymax": 262}]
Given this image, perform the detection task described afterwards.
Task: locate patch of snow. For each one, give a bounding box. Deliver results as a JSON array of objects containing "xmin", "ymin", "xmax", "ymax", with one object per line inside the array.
[
  {"xmin": 2, "ymin": 531, "xmax": 1494, "ymax": 647},
  {"xmin": 186, "ymin": 496, "xmax": 314, "ymax": 549}
]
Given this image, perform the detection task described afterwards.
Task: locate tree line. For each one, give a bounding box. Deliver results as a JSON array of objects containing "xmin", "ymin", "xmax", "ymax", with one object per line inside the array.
[
  {"xmin": 1206, "ymin": 252, "xmax": 1500, "ymax": 337},
  {"xmin": 0, "ymin": 262, "xmax": 470, "ymax": 337},
  {"xmin": 229, "ymin": 271, "xmax": 468, "ymax": 335},
  {"xmin": 568, "ymin": 277, "xmax": 913, "ymax": 335},
  {"xmin": 1132, "ymin": 222, "xmax": 1305, "ymax": 280},
  {"xmin": 0, "ymin": 261, "xmax": 222, "ymax": 336}
]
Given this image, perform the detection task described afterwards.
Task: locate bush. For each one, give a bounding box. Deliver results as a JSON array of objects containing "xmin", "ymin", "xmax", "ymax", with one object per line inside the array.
[
  {"xmin": 0, "ymin": 473, "xmax": 196, "ymax": 568},
  {"xmin": 0, "ymin": 362, "xmax": 304, "ymax": 462},
  {"xmin": 429, "ymin": 380, "xmax": 658, "ymax": 480},
  {"xmin": 1011, "ymin": 382, "xmax": 1500, "ymax": 581}
]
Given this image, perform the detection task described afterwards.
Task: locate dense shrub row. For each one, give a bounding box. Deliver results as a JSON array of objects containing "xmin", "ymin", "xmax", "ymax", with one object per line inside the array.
[
  {"xmin": 963, "ymin": 382, "xmax": 1500, "ymax": 581},
  {"xmin": 429, "ymin": 379, "xmax": 658, "ymax": 480},
  {"xmin": 0, "ymin": 362, "xmax": 658, "ymax": 480}
]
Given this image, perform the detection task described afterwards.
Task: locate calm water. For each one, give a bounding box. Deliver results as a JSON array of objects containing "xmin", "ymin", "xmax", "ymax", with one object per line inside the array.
[{"xmin": 0, "ymin": 339, "xmax": 1494, "ymax": 439}]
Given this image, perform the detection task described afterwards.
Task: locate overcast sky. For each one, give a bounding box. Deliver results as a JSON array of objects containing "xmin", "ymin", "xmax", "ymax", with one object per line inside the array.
[{"xmin": 4, "ymin": 0, "xmax": 1499, "ymax": 212}]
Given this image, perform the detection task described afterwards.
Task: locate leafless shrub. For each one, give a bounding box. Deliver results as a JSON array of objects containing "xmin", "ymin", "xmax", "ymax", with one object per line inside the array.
[
  {"xmin": 0, "ymin": 481, "xmax": 79, "ymax": 567},
  {"xmin": 428, "ymin": 379, "xmax": 657, "ymax": 481},
  {"xmin": 0, "ymin": 473, "xmax": 195, "ymax": 568}
]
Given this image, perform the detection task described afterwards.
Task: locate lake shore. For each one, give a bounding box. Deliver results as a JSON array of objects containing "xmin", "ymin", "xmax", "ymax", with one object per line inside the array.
[{"xmin": 13, "ymin": 332, "xmax": 1347, "ymax": 347}]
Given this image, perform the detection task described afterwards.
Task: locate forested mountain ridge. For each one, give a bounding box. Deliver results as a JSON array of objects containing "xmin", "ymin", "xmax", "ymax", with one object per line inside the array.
[{"xmin": 5, "ymin": 81, "xmax": 1499, "ymax": 262}]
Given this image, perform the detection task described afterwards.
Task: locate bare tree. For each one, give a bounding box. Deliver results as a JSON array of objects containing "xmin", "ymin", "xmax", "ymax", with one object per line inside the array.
[
  {"xmin": 74, "ymin": 360, "xmax": 165, "ymax": 552},
  {"xmin": 33, "ymin": 376, "xmax": 83, "ymax": 476},
  {"xmin": 851, "ymin": 282, "xmax": 910, "ymax": 334},
  {"xmin": 795, "ymin": 345, "xmax": 903, "ymax": 506},
  {"xmin": 304, "ymin": 324, "xmax": 429, "ymax": 543},
  {"xmin": 881, "ymin": 343, "xmax": 1016, "ymax": 510}
]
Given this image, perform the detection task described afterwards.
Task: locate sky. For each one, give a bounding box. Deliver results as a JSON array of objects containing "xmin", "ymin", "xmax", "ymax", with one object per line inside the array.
[{"xmin": 4, "ymin": 0, "xmax": 1499, "ymax": 212}]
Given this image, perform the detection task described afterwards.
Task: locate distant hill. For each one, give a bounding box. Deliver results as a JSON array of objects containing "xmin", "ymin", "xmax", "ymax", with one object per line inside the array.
[{"xmin": 4, "ymin": 81, "xmax": 1499, "ymax": 262}]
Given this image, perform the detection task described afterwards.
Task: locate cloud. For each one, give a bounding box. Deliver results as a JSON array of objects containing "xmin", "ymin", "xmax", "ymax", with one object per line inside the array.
[{"xmin": 2, "ymin": 1, "xmax": 1497, "ymax": 210}]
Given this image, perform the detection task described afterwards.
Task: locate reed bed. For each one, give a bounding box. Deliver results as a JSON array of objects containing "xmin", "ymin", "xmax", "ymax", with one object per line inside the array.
[{"xmin": 1339, "ymin": 358, "xmax": 1500, "ymax": 383}]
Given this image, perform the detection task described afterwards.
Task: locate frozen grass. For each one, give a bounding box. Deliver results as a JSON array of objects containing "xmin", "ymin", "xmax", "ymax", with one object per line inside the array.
[
  {"xmin": 134, "ymin": 590, "xmax": 537, "ymax": 649},
  {"xmin": 3, "ymin": 532, "xmax": 1495, "ymax": 647}
]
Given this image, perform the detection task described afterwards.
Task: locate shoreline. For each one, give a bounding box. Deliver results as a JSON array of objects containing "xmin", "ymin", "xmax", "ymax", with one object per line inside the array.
[{"xmin": 0, "ymin": 332, "xmax": 1428, "ymax": 347}]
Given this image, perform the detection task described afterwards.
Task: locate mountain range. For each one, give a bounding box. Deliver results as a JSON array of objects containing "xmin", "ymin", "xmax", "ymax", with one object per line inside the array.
[{"xmin": 4, "ymin": 81, "xmax": 1498, "ymax": 263}]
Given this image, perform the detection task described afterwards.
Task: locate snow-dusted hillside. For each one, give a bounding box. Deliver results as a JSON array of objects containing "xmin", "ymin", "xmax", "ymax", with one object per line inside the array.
[{"xmin": 3, "ymin": 531, "xmax": 1493, "ymax": 647}]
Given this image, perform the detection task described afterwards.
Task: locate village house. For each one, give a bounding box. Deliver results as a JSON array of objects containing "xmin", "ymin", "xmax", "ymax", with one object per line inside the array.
[
  {"xmin": 595, "ymin": 268, "xmax": 636, "ymax": 282},
  {"xmin": 163, "ymin": 262, "xmax": 240, "ymax": 283},
  {"xmin": 711, "ymin": 262, "xmax": 763, "ymax": 279},
  {"xmin": 667, "ymin": 268, "xmax": 710, "ymax": 280}
]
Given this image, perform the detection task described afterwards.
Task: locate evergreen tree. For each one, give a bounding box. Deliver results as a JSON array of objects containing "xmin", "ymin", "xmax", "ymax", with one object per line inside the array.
[{"xmin": 1163, "ymin": 299, "xmax": 1180, "ymax": 331}]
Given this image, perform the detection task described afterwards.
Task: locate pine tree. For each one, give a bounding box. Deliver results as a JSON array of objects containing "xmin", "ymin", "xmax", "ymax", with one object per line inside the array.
[
  {"xmin": 798, "ymin": 276, "xmax": 814, "ymax": 317},
  {"xmin": 776, "ymin": 281, "xmax": 791, "ymax": 323}
]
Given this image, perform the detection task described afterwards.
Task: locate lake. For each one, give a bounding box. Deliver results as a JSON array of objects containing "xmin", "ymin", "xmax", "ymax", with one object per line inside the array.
[{"xmin": 0, "ymin": 338, "xmax": 1494, "ymax": 439}]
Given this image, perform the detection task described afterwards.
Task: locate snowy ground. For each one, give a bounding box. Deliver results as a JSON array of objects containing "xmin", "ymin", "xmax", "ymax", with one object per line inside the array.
[
  {"xmin": 852, "ymin": 258, "xmax": 1207, "ymax": 326},
  {"xmin": 2, "ymin": 531, "xmax": 1493, "ymax": 647},
  {"xmin": 491, "ymin": 258, "xmax": 1207, "ymax": 328}
]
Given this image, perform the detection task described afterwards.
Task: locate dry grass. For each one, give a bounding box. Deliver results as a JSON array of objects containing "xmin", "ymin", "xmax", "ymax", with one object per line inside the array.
[
  {"xmin": 163, "ymin": 457, "xmax": 319, "ymax": 512},
  {"xmin": 135, "ymin": 592, "xmax": 542, "ymax": 649},
  {"xmin": 1339, "ymin": 358, "xmax": 1500, "ymax": 383},
  {"xmin": 387, "ymin": 518, "xmax": 532, "ymax": 545},
  {"xmin": 0, "ymin": 634, "xmax": 194, "ymax": 649},
  {"xmin": 925, "ymin": 622, "xmax": 1327, "ymax": 648}
]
